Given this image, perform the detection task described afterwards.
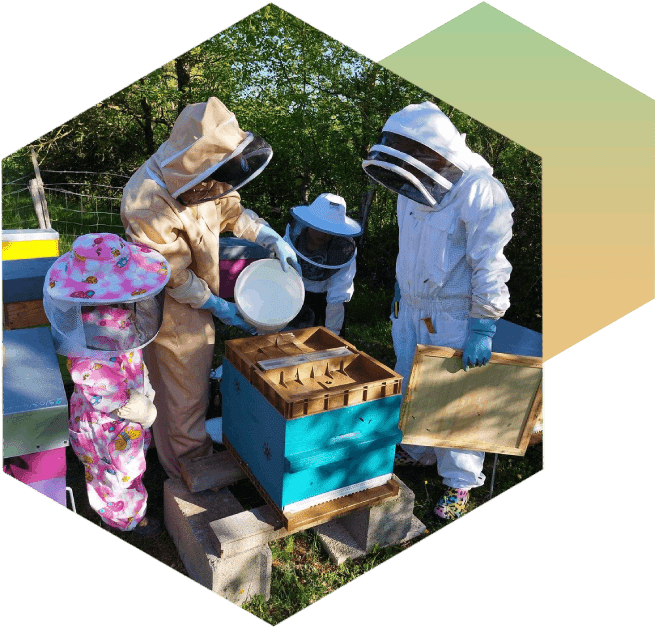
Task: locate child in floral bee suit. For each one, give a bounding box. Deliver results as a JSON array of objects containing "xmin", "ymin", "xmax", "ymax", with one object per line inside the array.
[{"xmin": 44, "ymin": 233, "xmax": 170, "ymax": 535}]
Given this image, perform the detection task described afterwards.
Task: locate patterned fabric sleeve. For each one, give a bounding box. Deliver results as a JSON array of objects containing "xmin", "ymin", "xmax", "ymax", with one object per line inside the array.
[{"xmin": 69, "ymin": 356, "xmax": 129, "ymax": 414}]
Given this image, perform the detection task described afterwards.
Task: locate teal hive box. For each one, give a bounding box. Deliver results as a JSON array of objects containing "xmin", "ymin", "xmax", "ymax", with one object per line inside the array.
[{"xmin": 222, "ymin": 328, "xmax": 403, "ymax": 518}]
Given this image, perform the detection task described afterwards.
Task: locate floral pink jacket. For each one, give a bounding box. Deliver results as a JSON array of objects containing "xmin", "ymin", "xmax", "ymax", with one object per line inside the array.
[{"xmin": 69, "ymin": 306, "xmax": 152, "ymax": 421}]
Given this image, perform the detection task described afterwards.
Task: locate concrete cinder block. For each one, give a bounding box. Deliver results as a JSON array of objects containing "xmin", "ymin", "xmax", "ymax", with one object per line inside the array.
[
  {"xmin": 313, "ymin": 518, "xmax": 366, "ymax": 566},
  {"xmin": 315, "ymin": 515, "xmax": 427, "ymax": 566},
  {"xmin": 338, "ymin": 474, "xmax": 415, "ymax": 553},
  {"xmin": 210, "ymin": 505, "xmax": 287, "ymax": 558},
  {"xmin": 164, "ymin": 479, "xmax": 271, "ymax": 606},
  {"xmin": 180, "ymin": 450, "xmax": 247, "ymax": 493}
]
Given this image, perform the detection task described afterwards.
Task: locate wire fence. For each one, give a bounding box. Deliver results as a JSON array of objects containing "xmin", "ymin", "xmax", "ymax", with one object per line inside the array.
[{"xmin": 2, "ymin": 169, "xmax": 132, "ymax": 253}]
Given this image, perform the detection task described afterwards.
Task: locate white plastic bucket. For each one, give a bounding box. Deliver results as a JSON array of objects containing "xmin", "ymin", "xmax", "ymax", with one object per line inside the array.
[{"xmin": 234, "ymin": 259, "xmax": 305, "ymax": 333}]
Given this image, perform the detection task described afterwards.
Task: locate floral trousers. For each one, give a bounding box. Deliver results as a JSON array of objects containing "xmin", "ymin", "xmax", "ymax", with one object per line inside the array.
[{"xmin": 69, "ymin": 396, "xmax": 151, "ymax": 531}]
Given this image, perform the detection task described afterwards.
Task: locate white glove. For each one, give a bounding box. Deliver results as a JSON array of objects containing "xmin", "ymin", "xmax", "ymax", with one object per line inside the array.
[
  {"xmin": 255, "ymin": 224, "xmax": 302, "ymax": 274},
  {"xmin": 116, "ymin": 390, "xmax": 157, "ymax": 429}
]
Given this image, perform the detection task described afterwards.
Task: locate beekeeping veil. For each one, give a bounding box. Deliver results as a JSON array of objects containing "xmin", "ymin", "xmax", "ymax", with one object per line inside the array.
[
  {"xmin": 43, "ymin": 233, "xmax": 171, "ymax": 359},
  {"xmin": 285, "ymin": 193, "xmax": 361, "ymax": 282},
  {"xmin": 362, "ymin": 101, "xmax": 493, "ymax": 208},
  {"xmin": 157, "ymin": 97, "xmax": 273, "ymax": 206}
]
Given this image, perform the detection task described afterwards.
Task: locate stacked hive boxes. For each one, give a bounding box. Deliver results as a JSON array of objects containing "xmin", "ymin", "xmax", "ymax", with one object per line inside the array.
[
  {"xmin": 222, "ymin": 327, "xmax": 403, "ymax": 517},
  {"xmin": 2, "ymin": 229, "xmax": 69, "ymax": 505}
]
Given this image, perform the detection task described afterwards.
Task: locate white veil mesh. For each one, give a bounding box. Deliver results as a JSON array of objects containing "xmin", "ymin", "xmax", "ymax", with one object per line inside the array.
[{"xmin": 43, "ymin": 288, "xmax": 165, "ymax": 359}]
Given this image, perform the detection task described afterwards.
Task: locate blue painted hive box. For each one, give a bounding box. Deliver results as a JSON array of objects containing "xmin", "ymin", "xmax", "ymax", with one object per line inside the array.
[
  {"xmin": 3, "ymin": 327, "xmax": 69, "ymax": 458},
  {"xmin": 222, "ymin": 327, "xmax": 403, "ymax": 516}
]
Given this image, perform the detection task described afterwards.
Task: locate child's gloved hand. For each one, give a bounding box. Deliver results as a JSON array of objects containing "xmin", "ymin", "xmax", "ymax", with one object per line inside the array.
[{"xmin": 117, "ymin": 390, "xmax": 157, "ymax": 429}]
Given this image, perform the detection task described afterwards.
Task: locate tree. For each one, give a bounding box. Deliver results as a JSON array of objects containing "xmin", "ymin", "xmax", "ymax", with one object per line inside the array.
[{"xmin": 1, "ymin": 4, "xmax": 541, "ymax": 330}]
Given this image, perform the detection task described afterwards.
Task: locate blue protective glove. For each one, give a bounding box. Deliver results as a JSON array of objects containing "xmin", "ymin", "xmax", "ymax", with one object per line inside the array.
[
  {"xmin": 462, "ymin": 318, "xmax": 497, "ymax": 371},
  {"xmin": 391, "ymin": 280, "xmax": 401, "ymax": 318},
  {"xmin": 200, "ymin": 294, "xmax": 256, "ymax": 333},
  {"xmin": 254, "ymin": 224, "xmax": 302, "ymax": 275}
]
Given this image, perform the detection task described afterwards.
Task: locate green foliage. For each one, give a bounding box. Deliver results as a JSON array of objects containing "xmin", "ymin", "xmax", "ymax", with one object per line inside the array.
[{"xmin": 1, "ymin": 3, "xmax": 541, "ymax": 330}]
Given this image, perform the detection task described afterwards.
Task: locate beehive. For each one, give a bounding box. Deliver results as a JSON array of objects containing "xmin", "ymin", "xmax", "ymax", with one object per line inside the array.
[
  {"xmin": 2, "ymin": 228, "xmax": 59, "ymax": 261},
  {"xmin": 2, "ymin": 328, "xmax": 69, "ymax": 506},
  {"xmin": 2, "ymin": 228, "xmax": 60, "ymax": 329},
  {"xmin": 222, "ymin": 327, "xmax": 403, "ymax": 517}
]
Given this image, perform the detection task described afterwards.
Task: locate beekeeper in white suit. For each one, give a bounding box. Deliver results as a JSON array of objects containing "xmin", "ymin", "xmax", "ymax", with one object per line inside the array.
[
  {"xmin": 121, "ymin": 97, "xmax": 300, "ymax": 479},
  {"xmin": 363, "ymin": 101, "xmax": 514, "ymax": 520},
  {"xmin": 284, "ymin": 193, "xmax": 361, "ymax": 336}
]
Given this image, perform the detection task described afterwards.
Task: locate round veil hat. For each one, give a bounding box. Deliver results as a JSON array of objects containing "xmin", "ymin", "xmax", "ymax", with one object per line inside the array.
[
  {"xmin": 43, "ymin": 233, "xmax": 171, "ymax": 358},
  {"xmin": 44, "ymin": 233, "xmax": 170, "ymax": 303},
  {"xmin": 286, "ymin": 194, "xmax": 359, "ymax": 280},
  {"xmin": 290, "ymin": 193, "xmax": 362, "ymax": 237}
]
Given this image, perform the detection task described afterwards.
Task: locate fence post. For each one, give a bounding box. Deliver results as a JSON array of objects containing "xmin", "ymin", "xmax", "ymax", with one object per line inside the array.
[
  {"xmin": 28, "ymin": 179, "xmax": 47, "ymax": 229},
  {"xmin": 30, "ymin": 149, "xmax": 51, "ymax": 229},
  {"xmin": 356, "ymin": 187, "xmax": 376, "ymax": 249}
]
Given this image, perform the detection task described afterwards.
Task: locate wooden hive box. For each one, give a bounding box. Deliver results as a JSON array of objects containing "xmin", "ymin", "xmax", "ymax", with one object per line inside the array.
[
  {"xmin": 222, "ymin": 327, "xmax": 403, "ymax": 523},
  {"xmin": 400, "ymin": 346, "xmax": 542, "ymax": 456}
]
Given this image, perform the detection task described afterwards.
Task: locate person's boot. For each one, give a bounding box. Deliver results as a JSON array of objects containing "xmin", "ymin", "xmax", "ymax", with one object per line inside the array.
[
  {"xmin": 132, "ymin": 515, "xmax": 162, "ymax": 537},
  {"xmin": 434, "ymin": 487, "xmax": 470, "ymax": 520}
]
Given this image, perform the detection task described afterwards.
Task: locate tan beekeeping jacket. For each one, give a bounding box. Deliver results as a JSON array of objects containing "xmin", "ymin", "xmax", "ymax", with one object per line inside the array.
[{"xmin": 120, "ymin": 97, "xmax": 266, "ymax": 308}]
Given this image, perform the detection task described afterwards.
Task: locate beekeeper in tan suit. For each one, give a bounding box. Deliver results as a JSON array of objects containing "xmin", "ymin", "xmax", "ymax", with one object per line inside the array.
[{"xmin": 121, "ymin": 97, "xmax": 300, "ymax": 478}]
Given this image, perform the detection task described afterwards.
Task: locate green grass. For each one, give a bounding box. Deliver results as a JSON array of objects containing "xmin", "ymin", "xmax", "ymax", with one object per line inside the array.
[{"xmin": 243, "ymin": 531, "xmax": 409, "ymax": 624}]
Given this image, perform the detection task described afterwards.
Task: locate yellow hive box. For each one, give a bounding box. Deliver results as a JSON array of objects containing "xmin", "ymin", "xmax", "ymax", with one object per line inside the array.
[{"xmin": 2, "ymin": 229, "xmax": 59, "ymax": 261}]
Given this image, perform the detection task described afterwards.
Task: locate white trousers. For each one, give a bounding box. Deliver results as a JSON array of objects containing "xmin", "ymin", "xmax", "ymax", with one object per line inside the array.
[{"xmin": 391, "ymin": 297, "xmax": 485, "ymax": 490}]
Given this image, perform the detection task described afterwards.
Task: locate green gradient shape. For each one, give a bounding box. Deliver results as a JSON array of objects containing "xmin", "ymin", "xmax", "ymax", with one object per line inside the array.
[{"xmin": 380, "ymin": 2, "xmax": 655, "ymax": 360}]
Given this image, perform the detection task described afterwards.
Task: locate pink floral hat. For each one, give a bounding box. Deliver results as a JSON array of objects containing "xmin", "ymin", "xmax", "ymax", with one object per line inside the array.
[{"xmin": 45, "ymin": 233, "xmax": 170, "ymax": 302}]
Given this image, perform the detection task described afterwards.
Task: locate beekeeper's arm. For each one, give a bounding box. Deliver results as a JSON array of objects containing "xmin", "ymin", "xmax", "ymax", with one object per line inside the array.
[
  {"xmin": 165, "ymin": 190, "xmax": 263, "ymax": 332},
  {"xmin": 124, "ymin": 194, "xmax": 253, "ymax": 331},
  {"xmin": 461, "ymin": 175, "xmax": 514, "ymax": 369},
  {"xmin": 185, "ymin": 190, "xmax": 270, "ymax": 330},
  {"xmin": 324, "ymin": 257, "xmax": 357, "ymax": 336}
]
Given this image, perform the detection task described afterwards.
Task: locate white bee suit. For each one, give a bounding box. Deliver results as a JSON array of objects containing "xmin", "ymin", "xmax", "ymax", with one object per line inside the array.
[
  {"xmin": 283, "ymin": 229, "xmax": 356, "ymax": 334},
  {"xmin": 393, "ymin": 153, "xmax": 514, "ymax": 488},
  {"xmin": 283, "ymin": 193, "xmax": 361, "ymax": 336}
]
